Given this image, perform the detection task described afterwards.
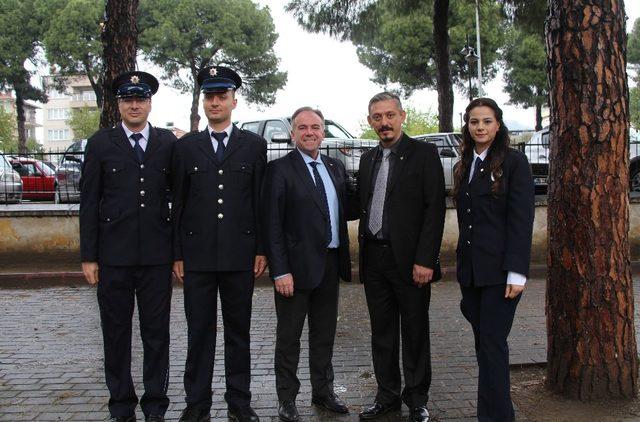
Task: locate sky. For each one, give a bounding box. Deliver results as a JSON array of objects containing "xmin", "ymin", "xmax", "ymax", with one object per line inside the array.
[{"xmin": 35, "ymin": 1, "xmax": 640, "ymax": 138}]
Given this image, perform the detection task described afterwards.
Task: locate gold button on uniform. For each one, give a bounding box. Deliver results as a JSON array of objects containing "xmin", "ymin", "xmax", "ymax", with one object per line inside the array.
[
  {"xmin": 218, "ymin": 169, "xmax": 223, "ymax": 175},
  {"xmin": 218, "ymin": 213, "xmax": 224, "ymax": 219},
  {"xmin": 218, "ymin": 199, "xmax": 223, "ymax": 204},
  {"xmin": 218, "ymin": 184, "xmax": 224, "ymax": 190}
]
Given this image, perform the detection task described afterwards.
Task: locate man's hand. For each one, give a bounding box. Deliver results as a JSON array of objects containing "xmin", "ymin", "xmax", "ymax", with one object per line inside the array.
[
  {"xmin": 412, "ymin": 264, "xmax": 434, "ymax": 287},
  {"xmin": 173, "ymin": 260, "xmax": 184, "ymax": 283},
  {"xmin": 82, "ymin": 262, "xmax": 99, "ymax": 285},
  {"xmin": 505, "ymin": 284, "xmax": 525, "ymax": 299},
  {"xmin": 274, "ymin": 274, "xmax": 294, "ymax": 297},
  {"xmin": 254, "ymin": 255, "xmax": 267, "ymax": 278}
]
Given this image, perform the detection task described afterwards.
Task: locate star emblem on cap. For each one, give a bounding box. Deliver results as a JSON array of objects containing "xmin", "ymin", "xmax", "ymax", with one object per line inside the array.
[
  {"xmin": 209, "ymin": 68, "xmax": 218, "ymax": 77},
  {"xmin": 130, "ymin": 75, "xmax": 140, "ymax": 84}
]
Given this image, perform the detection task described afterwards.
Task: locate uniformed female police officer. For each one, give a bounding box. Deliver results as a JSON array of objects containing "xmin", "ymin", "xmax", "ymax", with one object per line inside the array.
[{"xmin": 453, "ymin": 98, "xmax": 535, "ymax": 422}]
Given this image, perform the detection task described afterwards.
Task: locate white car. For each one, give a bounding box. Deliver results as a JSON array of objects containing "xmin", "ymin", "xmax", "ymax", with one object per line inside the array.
[{"xmin": 0, "ymin": 152, "xmax": 23, "ymax": 203}]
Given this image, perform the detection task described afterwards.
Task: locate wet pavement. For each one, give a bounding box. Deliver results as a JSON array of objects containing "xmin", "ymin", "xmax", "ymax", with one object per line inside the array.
[{"xmin": 0, "ymin": 275, "xmax": 604, "ymax": 421}]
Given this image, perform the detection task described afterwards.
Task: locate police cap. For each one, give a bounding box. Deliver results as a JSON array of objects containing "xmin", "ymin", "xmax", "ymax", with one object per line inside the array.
[
  {"xmin": 197, "ymin": 66, "xmax": 242, "ymax": 93},
  {"xmin": 112, "ymin": 71, "xmax": 159, "ymax": 99}
]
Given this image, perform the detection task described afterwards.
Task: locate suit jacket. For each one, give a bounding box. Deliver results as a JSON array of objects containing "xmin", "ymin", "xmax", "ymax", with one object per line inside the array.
[
  {"xmin": 455, "ymin": 148, "xmax": 535, "ymax": 287},
  {"xmin": 172, "ymin": 125, "xmax": 267, "ymax": 272},
  {"xmin": 79, "ymin": 124, "xmax": 177, "ymax": 266},
  {"xmin": 357, "ymin": 133, "xmax": 446, "ymax": 284},
  {"xmin": 262, "ymin": 150, "xmax": 357, "ymax": 290}
]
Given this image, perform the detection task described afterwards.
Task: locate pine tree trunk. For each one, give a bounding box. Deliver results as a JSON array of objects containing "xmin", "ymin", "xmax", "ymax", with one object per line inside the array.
[
  {"xmin": 535, "ymin": 103, "xmax": 542, "ymax": 131},
  {"xmin": 546, "ymin": 0, "xmax": 637, "ymax": 400},
  {"xmin": 99, "ymin": 0, "xmax": 139, "ymax": 129},
  {"xmin": 190, "ymin": 86, "xmax": 201, "ymax": 132},
  {"xmin": 433, "ymin": 0, "xmax": 454, "ymax": 132},
  {"xmin": 14, "ymin": 88, "xmax": 27, "ymax": 155}
]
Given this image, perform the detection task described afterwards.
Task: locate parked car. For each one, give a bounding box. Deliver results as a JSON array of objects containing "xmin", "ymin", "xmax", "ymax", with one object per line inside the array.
[
  {"xmin": 238, "ymin": 117, "xmax": 377, "ymax": 188},
  {"xmin": 523, "ymin": 128, "xmax": 550, "ymax": 194},
  {"xmin": 0, "ymin": 152, "xmax": 23, "ymax": 203},
  {"xmin": 55, "ymin": 139, "xmax": 86, "ymax": 203},
  {"xmin": 9, "ymin": 157, "xmax": 57, "ymax": 201},
  {"xmin": 413, "ymin": 132, "xmax": 462, "ymax": 192}
]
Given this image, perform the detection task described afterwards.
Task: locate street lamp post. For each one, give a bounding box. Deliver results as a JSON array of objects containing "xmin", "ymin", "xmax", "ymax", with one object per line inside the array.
[{"xmin": 461, "ymin": 35, "xmax": 479, "ymax": 103}]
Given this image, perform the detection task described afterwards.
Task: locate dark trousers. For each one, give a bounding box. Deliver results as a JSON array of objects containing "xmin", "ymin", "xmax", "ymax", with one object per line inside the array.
[
  {"xmin": 274, "ymin": 249, "xmax": 340, "ymax": 402},
  {"xmin": 183, "ymin": 270, "xmax": 255, "ymax": 411},
  {"xmin": 97, "ymin": 264, "xmax": 172, "ymax": 418},
  {"xmin": 460, "ymin": 283, "xmax": 520, "ymax": 422},
  {"xmin": 363, "ymin": 242, "xmax": 431, "ymax": 408}
]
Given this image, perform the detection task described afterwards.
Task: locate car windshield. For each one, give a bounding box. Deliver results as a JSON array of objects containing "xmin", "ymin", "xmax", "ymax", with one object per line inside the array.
[
  {"xmin": 40, "ymin": 162, "xmax": 55, "ymax": 175},
  {"xmin": 0, "ymin": 155, "xmax": 12, "ymax": 172},
  {"xmin": 325, "ymin": 122, "xmax": 353, "ymax": 139},
  {"xmin": 452, "ymin": 134, "xmax": 462, "ymax": 146}
]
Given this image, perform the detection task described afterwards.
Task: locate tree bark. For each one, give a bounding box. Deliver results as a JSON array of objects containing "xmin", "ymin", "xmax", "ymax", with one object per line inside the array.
[
  {"xmin": 14, "ymin": 88, "xmax": 26, "ymax": 154},
  {"xmin": 190, "ymin": 65, "xmax": 201, "ymax": 132},
  {"xmin": 99, "ymin": 0, "xmax": 139, "ymax": 129},
  {"xmin": 535, "ymin": 102, "xmax": 542, "ymax": 131},
  {"xmin": 546, "ymin": 0, "xmax": 637, "ymax": 400},
  {"xmin": 433, "ymin": 0, "xmax": 454, "ymax": 132}
]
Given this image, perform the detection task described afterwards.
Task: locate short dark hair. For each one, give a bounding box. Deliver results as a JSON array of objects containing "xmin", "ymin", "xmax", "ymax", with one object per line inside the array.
[
  {"xmin": 291, "ymin": 106, "xmax": 325, "ymax": 126},
  {"xmin": 368, "ymin": 92, "xmax": 403, "ymax": 114}
]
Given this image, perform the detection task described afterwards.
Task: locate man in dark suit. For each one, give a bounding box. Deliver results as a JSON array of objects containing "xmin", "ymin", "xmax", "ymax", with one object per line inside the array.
[
  {"xmin": 357, "ymin": 92, "xmax": 446, "ymax": 422},
  {"xmin": 172, "ymin": 66, "xmax": 267, "ymax": 422},
  {"xmin": 80, "ymin": 71, "xmax": 176, "ymax": 422},
  {"xmin": 262, "ymin": 107, "xmax": 356, "ymax": 422}
]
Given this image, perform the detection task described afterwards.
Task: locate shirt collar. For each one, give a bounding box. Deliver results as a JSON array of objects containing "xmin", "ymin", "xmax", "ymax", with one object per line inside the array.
[
  {"xmin": 208, "ymin": 123, "xmax": 233, "ymax": 138},
  {"xmin": 121, "ymin": 122, "xmax": 150, "ymax": 140},
  {"xmin": 298, "ymin": 148, "xmax": 323, "ymax": 165},
  {"xmin": 473, "ymin": 148, "xmax": 488, "ymax": 162}
]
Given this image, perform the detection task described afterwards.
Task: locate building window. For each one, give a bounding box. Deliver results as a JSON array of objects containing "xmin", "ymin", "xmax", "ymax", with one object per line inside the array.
[
  {"xmin": 47, "ymin": 108, "xmax": 69, "ymax": 120},
  {"xmin": 48, "ymin": 129, "xmax": 70, "ymax": 141},
  {"xmin": 49, "ymin": 90, "xmax": 69, "ymax": 99}
]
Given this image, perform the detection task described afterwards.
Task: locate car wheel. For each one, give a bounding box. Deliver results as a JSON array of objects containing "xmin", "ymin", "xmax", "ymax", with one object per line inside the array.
[{"xmin": 631, "ymin": 166, "xmax": 640, "ymax": 192}]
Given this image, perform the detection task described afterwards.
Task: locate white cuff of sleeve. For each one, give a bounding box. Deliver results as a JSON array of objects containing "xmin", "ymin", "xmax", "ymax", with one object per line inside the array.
[
  {"xmin": 274, "ymin": 273, "xmax": 290, "ymax": 281},
  {"xmin": 507, "ymin": 271, "xmax": 527, "ymax": 286}
]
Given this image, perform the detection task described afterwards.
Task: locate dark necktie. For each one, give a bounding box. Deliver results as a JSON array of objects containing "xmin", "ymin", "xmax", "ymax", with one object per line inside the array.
[
  {"xmin": 130, "ymin": 133, "xmax": 144, "ymax": 163},
  {"xmin": 212, "ymin": 131, "xmax": 227, "ymax": 162},
  {"xmin": 309, "ymin": 161, "xmax": 332, "ymax": 246},
  {"xmin": 471, "ymin": 156, "xmax": 483, "ymax": 183}
]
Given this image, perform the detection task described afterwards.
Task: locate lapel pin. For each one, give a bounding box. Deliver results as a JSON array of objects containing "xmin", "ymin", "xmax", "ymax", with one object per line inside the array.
[
  {"xmin": 480, "ymin": 168, "xmax": 484, "ymax": 172},
  {"xmin": 400, "ymin": 156, "xmax": 404, "ymax": 160}
]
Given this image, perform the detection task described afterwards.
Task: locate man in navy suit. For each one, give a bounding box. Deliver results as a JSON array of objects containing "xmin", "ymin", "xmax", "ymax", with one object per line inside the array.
[
  {"xmin": 80, "ymin": 71, "xmax": 177, "ymax": 422},
  {"xmin": 172, "ymin": 66, "xmax": 267, "ymax": 422},
  {"xmin": 262, "ymin": 107, "xmax": 357, "ymax": 422}
]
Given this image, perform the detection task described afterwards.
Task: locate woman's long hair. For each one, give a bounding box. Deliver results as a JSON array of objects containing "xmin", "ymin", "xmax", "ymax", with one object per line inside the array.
[{"xmin": 452, "ymin": 97, "xmax": 510, "ymax": 199}]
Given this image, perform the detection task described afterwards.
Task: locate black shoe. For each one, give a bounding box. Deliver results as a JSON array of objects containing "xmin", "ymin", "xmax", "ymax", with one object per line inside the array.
[
  {"xmin": 108, "ymin": 417, "xmax": 136, "ymax": 422},
  {"xmin": 278, "ymin": 401, "xmax": 299, "ymax": 422},
  {"xmin": 312, "ymin": 392, "xmax": 349, "ymax": 414},
  {"xmin": 409, "ymin": 405, "xmax": 430, "ymax": 422},
  {"xmin": 178, "ymin": 407, "xmax": 211, "ymax": 422},
  {"xmin": 146, "ymin": 416, "xmax": 164, "ymax": 422},
  {"xmin": 359, "ymin": 400, "xmax": 402, "ymax": 420},
  {"xmin": 228, "ymin": 405, "xmax": 259, "ymax": 422}
]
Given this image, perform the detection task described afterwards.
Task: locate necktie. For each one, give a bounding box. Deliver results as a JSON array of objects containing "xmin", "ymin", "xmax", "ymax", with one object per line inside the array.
[
  {"xmin": 470, "ymin": 156, "xmax": 483, "ymax": 183},
  {"xmin": 368, "ymin": 148, "xmax": 391, "ymax": 236},
  {"xmin": 309, "ymin": 161, "xmax": 332, "ymax": 246},
  {"xmin": 212, "ymin": 131, "xmax": 227, "ymax": 162},
  {"xmin": 130, "ymin": 133, "xmax": 144, "ymax": 163}
]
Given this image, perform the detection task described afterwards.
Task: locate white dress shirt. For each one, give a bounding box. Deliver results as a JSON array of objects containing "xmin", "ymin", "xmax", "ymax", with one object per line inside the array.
[
  {"xmin": 122, "ymin": 122, "xmax": 150, "ymax": 151},
  {"xmin": 208, "ymin": 123, "xmax": 233, "ymax": 152}
]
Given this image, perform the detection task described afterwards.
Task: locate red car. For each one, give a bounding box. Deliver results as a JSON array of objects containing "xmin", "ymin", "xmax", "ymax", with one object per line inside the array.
[{"xmin": 9, "ymin": 157, "xmax": 57, "ymax": 201}]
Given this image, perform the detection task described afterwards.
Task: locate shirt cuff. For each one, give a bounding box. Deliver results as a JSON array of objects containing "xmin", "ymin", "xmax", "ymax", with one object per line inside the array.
[
  {"xmin": 274, "ymin": 273, "xmax": 291, "ymax": 281},
  {"xmin": 507, "ymin": 271, "xmax": 527, "ymax": 286}
]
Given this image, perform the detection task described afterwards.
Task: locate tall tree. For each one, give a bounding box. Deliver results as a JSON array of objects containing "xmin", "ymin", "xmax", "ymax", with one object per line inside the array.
[
  {"xmin": 0, "ymin": 0, "xmax": 47, "ymax": 154},
  {"xmin": 502, "ymin": 28, "xmax": 547, "ymax": 130},
  {"xmin": 100, "ymin": 0, "xmax": 139, "ymax": 128},
  {"xmin": 286, "ymin": 0, "xmax": 505, "ymax": 132},
  {"xmin": 69, "ymin": 107, "xmax": 101, "ymax": 139},
  {"xmin": 139, "ymin": 0, "xmax": 287, "ymax": 131},
  {"xmin": 42, "ymin": 0, "xmax": 104, "ymax": 108},
  {"xmin": 546, "ymin": 0, "xmax": 637, "ymax": 400}
]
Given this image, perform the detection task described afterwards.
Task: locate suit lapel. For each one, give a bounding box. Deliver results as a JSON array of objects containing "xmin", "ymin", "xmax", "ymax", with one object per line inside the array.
[
  {"xmin": 221, "ymin": 125, "xmax": 245, "ymax": 163},
  {"xmin": 387, "ymin": 134, "xmax": 412, "ymax": 194},
  {"xmin": 195, "ymin": 129, "xmax": 216, "ymax": 160},
  {"xmin": 290, "ymin": 150, "xmax": 328, "ymax": 217},
  {"xmin": 143, "ymin": 124, "xmax": 161, "ymax": 162},
  {"xmin": 111, "ymin": 125, "xmax": 138, "ymax": 162}
]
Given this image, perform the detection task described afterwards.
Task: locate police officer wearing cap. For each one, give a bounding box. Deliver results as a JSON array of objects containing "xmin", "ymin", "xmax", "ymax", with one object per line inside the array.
[
  {"xmin": 172, "ymin": 66, "xmax": 267, "ymax": 422},
  {"xmin": 80, "ymin": 71, "xmax": 177, "ymax": 422}
]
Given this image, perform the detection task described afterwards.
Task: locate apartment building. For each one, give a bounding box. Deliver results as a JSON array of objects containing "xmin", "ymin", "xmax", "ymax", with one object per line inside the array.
[
  {"xmin": 41, "ymin": 75, "xmax": 97, "ymax": 151},
  {"xmin": 0, "ymin": 91, "xmax": 40, "ymax": 142}
]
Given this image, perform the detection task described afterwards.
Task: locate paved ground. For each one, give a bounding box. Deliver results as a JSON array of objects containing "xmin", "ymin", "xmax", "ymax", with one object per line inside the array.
[{"xmin": 0, "ymin": 276, "xmax": 576, "ymax": 421}]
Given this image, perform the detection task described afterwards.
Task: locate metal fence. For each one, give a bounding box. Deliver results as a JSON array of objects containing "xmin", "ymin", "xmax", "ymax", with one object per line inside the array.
[{"xmin": 2, "ymin": 138, "xmax": 640, "ymax": 206}]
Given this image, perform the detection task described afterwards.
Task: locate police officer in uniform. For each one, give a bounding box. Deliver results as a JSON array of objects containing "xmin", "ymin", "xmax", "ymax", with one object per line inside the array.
[
  {"xmin": 172, "ymin": 66, "xmax": 267, "ymax": 422},
  {"xmin": 80, "ymin": 71, "xmax": 177, "ymax": 422}
]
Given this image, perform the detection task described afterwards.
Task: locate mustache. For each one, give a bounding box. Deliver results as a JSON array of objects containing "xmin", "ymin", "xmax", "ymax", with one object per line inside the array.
[{"xmin": 377, "ymin": 125, "xmax": 393, "ymax": 132}]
